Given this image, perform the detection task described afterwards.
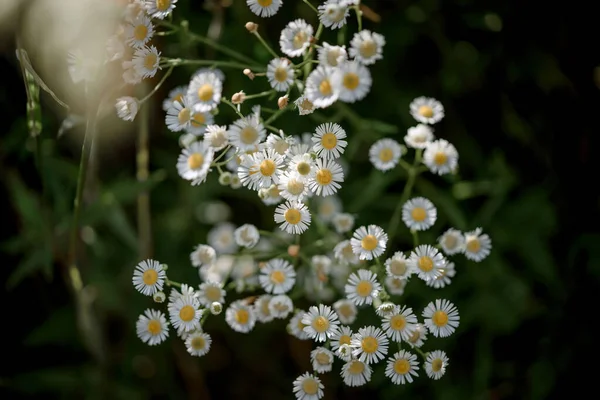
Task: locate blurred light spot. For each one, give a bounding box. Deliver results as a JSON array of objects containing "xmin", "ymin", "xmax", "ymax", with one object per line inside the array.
[
  {"xmin": 593, "ymin": 66, "xmax": 600, "ymax": 89},
  {"xmin": 0, "ymin": 0, "xmax": 19, "ymax": 46},
  {"xmin": 406, "ymin": 6, "xmax": 427, "ymax": 23},
  {"xmin": 197, "ymin": 201, "xmax": 231, "ymax": 224},
  {"xmin": 81, "ymin": 226, "xmax": 96, "ymax": 244},
  {"xmin": 484, "ymin": 13, "xmax": 503, "ymax": 32},
  {"xmin": 132, "ymin": 355, "xmax": 156, "ymax": 379},
  {"xmin": 454, "ymin": 41, "xmax": 479, "ymax": 64}
]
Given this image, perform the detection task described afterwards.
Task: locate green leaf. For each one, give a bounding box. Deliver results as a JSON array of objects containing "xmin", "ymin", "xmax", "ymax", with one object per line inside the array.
[
  {"xmin": 25, "ymin": 307, "xmax": 77, "ymax": 347},
  {"xmin": 6, "ymin": 247, "xmax": 52, "ymax": 290}
]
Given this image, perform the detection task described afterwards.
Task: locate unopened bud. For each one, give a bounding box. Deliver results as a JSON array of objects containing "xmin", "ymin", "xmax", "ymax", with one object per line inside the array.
[
  {"xmin": 288, "ymin": 244, "xmax": 300, "ymax": 258},
  {"xmin": 230, "ymin": 175, "xmax": 242, "ymax": 189},
  {"xmin": 278, "ymin": 95, "xmax": 289, "ymax": 110},
  {"xmin": 338, "ymin": 344, "xmax": 352, "ymax": 357},
  {"xmin": 232, "ymin": 91, "xmax": 246, "ymax": 104},
  {"xmin": 210, "ymin": 302, "xmax": 223, "ymax": 315},
  {"xmin": 258, "ymin": 261, "xmax": 267, "ymax": 269},
  {"xmin": 243, "ymin": 68, "xmax": 255, "ymax": 80},
  {"xmin": 245, "ymin": 22, "xmax": 258, "ymax": 33},
  {"xmin": 161, "ymin": 264, "xmax": 169, "ymax": 271},
  {"xmin": 153, "ymin": 291, "xmax": 166, "ymax": 303},
  {"xmin": 218, "ymin": 172, "xmax": 232, "ymax": 185}
]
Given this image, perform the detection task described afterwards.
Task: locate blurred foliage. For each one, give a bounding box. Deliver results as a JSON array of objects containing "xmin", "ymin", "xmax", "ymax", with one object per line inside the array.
[{"xmin": 1, "ymin": 0, "xmax": 598, "ymax": 399}]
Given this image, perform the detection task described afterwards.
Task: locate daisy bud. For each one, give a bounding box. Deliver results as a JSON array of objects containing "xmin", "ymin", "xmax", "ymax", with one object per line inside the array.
[
  {"xmin": 277, "ymin": 95, "xmax": 289, "ymax": 110},
  {"xmin": 338, "ymin": 344, "xmax": 352, "ymax": 358},
  {"xmin": 245, "ymin": 22, "xmax": 258, "ymax": 33},
  {"xmin": 243, "ymin": 68, "xmax": 255, "ymax": 80},
  {"xmin": 232, "ymin": 91, "xmax": 246, "ymax": 104},
  {"xmin": 287, "ymin": 244, "xmax": 300, "ymax": 258},
  {"xmin": 115, "ymin": 96, "xmax": 139, "ymax": 122},
  {"xmin": 230, "ymin": 175, "xmax": 242, "ymax": 189},
  {"xmin": 218, "ymin": 171, "xmax": 232, "ymax": 185},
  {"xmin": 258, "ymin": 188, "xmax": 269, "ymax": 199},
  {"xmin": 160, "ymin": 264, "xmax": 169, "ymax": 271},
  {"xmin": 376, "ymin": 302, "xmax": 397, "ymax": 317},
  {"xmin": 153, "ymin": 291, "xmax": 166, "ymax": 303},
  {"xmin": 210, "ymin": 302, "xmax": 223, "ymax": 315}
]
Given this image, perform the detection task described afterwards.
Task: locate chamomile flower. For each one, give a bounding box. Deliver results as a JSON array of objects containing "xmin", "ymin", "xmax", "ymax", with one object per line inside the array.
[
  {"xmin": 166, "ymin": 98, "xmax": 194, "ymax": 132},
  {"xmin": 345, "ymin": 269, "xmax": 382, "ymax": 306},
  {"xmin": 405, "ymin": 124, "xmax": 434, "ymax": 149},
  {"xmin": 438, "ymin": 228, "xmax": 466, "ymax": 255},
  {"xmin": 382, "ymin": 306, "xmax": 418, "ymax": 343},
  {"xmin": 122, "ymin": 59, "xmax": 142, "ymax": 85},
  {"xmin": 376, "ymin": 302, "xmax": 399, "ymax": 318},
  {"xmin": 207, "ymin": 222, "xmax": 238, "ymax": 254},
  {"xmin": 185, "ymin": 331, "xmax": 212, "ymax": 357},
  {"xmin": 318, "ymin": 0, "xmax": 350, "ymax": 30},
  {"xmin": 168, "ymin": 294, "xmax": 202, "ymax": 334},
  {"xmin": 288, "ymin": 310, "xmax": 310, "ymax": 340},
  {"xmin": 330, "ymin": 325, "xmax": 353, "ymax": 358},
  {"xmin": 144, "ymin": 0, "xmax": 177, "ymax": 19},
  {"xmin": 385, "ymin": 350, "xmax": 419, "ymax": 385},
  {"xmin": 115, "ymin": 97, "xmax": 139, "ymax": 122},
  {"xmin": 186, "ymin": 110, "xmax": 214, "ymax": 136},
  {"xmin": 311, "ymin": 347, "xmax": 334, "ymax": 374},
  {"xmin": 234, "ymin": 224, "xmax": 260, "ymax": 248},
  {"xmin": 203, "ymin": 125, "xmax": 229, "ymax": 151},
  {"xmin": 333, "ymin": 299, "xmax": 357, "ymax": 325},
  {"xmin": 176, "ymin": 141, "xmax": 214, "ymax": 184},
  {"xmin": 463, "ymin": 227, "xmax": 492, "ymax": 262},
  {"xmin": 274, "ymin": 200, "xmax": 311, "ymax": 234},
  {"xmin": 407, "ymin": 323, "xmax": 428, "ymax": 348},
  {"xmin": 259, "ymin": 258, "xmax": 296, "ymax": 294},
  {"xmin": 266, "ymin": 131, "xmax": 294, "ymax": 155},
  {"xmin": 309, "ymin": 158, "xmax": 344, "ymax": 196},
  {"xmin": 315, "ymin": 195, "xmax": 342, "ymax": 221},
  {"xmin": 305, "ymin": 66, "xmax": 341, "ymax": 108},
  {"xmin": 136, "ymin": 309, "xmax": 169, "ymax": 345},
  {"xmin": 188, "ymin": 71, "xmax": 222, "ymax": 112},
  {"xmin": 423, "ymin": 299, "xmax": 460, "ymax": 338},
  {"xmin": 228, "ymin": 116, "xmax": 267, "ymax": 151},
  {"xmin": 410, "ymin": 96, "xmax": 445, "ymax": 124},
  {"xmin": 126, "ymin": 15, "xmax": 154, "ymax": 48},
  {"xmin": 350, "ymin": 224, "xmax": 387, "ymax": 260},
  {"xmin": 287, "ymin": 153, "xmax": 316, "ymax": 181},
  {"xmin": 260, "ymin": 184, "xmax": 284, "ymax": 205},
  {"xmin": 369, "ymin": 138, "xmax": 402, "ymax": 171},
  {"xmin": 425, "ymin": 350, "xmax": 449, "ymax": 380},
  {"xmin": 426, "ymin": 262, "xmax": 456, "ymax": 289},
  {"xmin": 163, "ymin": 85, "xmax": 187, "ymax": 112},
  {"xmin": 338, "ymin": 61, "xmax": 372, "ymax": 103},
  {"xmin": 132, "ymin": 259, "xmax": 166, "ymax": 296},
  {"xmin": 302, "ymin": 304, "xmax": 340, "ymax": 342},
  {"xmin": 385, "ymin": 276, "xmax": 408, "ymax": 296},
  {"xmin": 351, "ymin": 326, "xmax": 389, "ymax": 364},
  {"xmin": 317, "ymin": 42, "xmax": 348, "ymax": 67},
  {"xmin": 254, "ymin": 294, "xmax": 274, "ymax": 323},
  {"xmin": 268, "ymin": 294, "xmax": 294, "ymax": 319},
  {"xmin": 133, "ymin": 45, "xmax": 160, "ymax": 79},
  {"xmin": 225, "ymin": 300, "xmax": 257, "ymax": 333},
  {"xmin": 332, "ymin": 212, "xmax": 355, "ymax": 234},
  {"xmin": 267, "ymin": 58, "xmax": 294, "ymax": 92},
  {"xmin": 334, "ymin": 240, "xmax": 360, "ymax": 265},
  {"xmin": 408, "ymin": 245, "xmax": 446, "ymax": 282},
  {"xmin": 190, "ymin": 245, "xmax": 216, "ymax": 269},
  {"xmin": 292, "ymin": 372, "xmax": 324, "ymax": 400},
  {"xmin": 280, "ymin": 19, "xmax": 313, "ymax": 57},
  {"xmin": 423, "ymin": 139, "xmax": 459, "ymax": 175},
  {"xmin": 402, "ymin": 197, "xmax": 437, "ymax": 231},
  {"xmin": 252, "ymin": 148, "xmax": 286, "ymax": 189},
  {"xmin": 385, "ymin": 252, "xmax": 412, "ymax": 279},
  {"xmin": 349, "ymin": 30, "xmax": 386, "ymax": 65},
  {"xmin": 312, "ymin": 122, "xmax": 347, "ymax": 159},
  {"xmin": 247, "ymin": 0, "xmax": 282, "ymax": 17},
  {"xmin": 341, "ymin": 359, "xmax": 372, "ymax": 387},
  {"xmin": 197, "ymin": 281, "xmax": 226, "ymax": 307},
  {"xmin": 278, "ymin": 172, "xmax": 311, "ymax": 201},
  {"xmin": 294, "ymin": 96, "xmax": 316, "ymax": 115}
]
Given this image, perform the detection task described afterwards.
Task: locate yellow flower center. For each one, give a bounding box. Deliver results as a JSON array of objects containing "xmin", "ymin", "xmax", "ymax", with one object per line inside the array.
[
  {"xmin": 418, "ymin": 256, "xmax": 433, "ymax": 272},
  {"xmin": 348, "ymin": 360, "xmax": 364, "ymax": 374},
  {"xmin": 361, "ymin": 234, "xmax": 378, "ymax": 251},
  {"xmin": 147, "ymin": 320, "xmax": 161, "ymax": 335},
  {"xmin": 270, "ymin": 270, "xmax": 286, "ymax": 284},
  {"xmin": 337, "ymin": 304, "xmax": 354, "ymax": 319},
  {"xmin": 296, "ymin": 161, "xmax": 311, "ymax": 176},
  {"xmin": 411, "ymin": 207, "xmax": 427, "ymax": 222},
  {"xmin": 240, "ymin": 127, "xmax": 258, "ymax": 144},
  {"xmin": 156, "ymin": 0, "xmax": 171, "ymax": 12},
  {"xmin": 319, "ymin": 79, "xmax": 332, "ymax": 96},
  {"xmin": 134, "ymin": 24, "xmax": 148, "ymax": 41},
  {"xmin": 390, "ymin": 315, "xmax": 406, "ymax": 331},
  {"xmin": 300, "ymin": 98, "xmax": 314, "ymax": 110},
  {"xmin": 466, "ymin": 238, "xmax": 481, "ymax": 253},
  {"xmin": 179, "ymin": 305, "xmax": 195, "ymax": 322},
  {"xmin": 432, "ymin": 310, "xmax": 449, "ymax": 327},
  {"xmin": 144, "ymin": 53, "xmax": 157, "ymax": 70},
  {"xmin": 359, "ymin": 39, "xmax": 378, "ymax": 58},
  {"xmin": 394, "ymin": 359, "xmax": 410, "ymax": 375},
  {"xmin": 260, "ymin": 159, "xmax": 276, "ymax": 176},
  {"xmin": 312, "ymin": 316, "xmax": 330, "ymax": 333},
  {"xmin": 434, "ymin": 151, "xmax": 447, "ymax": 165},
  {"xmin": 343, "ymin": 73, "xmax": 360, "ymax": 90},
  {"xmin": 389, "ymin": 260, "xmax": 407, "ymax": 276},
  {"xmin": 379, "ymin": 148, "xmax": 393, "ymax": 162},
  {"xmin": 235, "ymin": 309, "xmax": 249, "ymax": 324},
  {"xmin": 293, "ymin": 31, "xmax": 307, "ymax": 49},
  {"xmin": 257, "ymin": 0, "xmax": 273, "ymax": 6},
  {"xmin": 321, "ymin": 132, "xmax": 337, "ymax": 150},
  {"xmin": 187, "ymin": 153, "xmax": 204, "ymax": 170},
  {"xmin": 315, "ymin": 169, "xmax": 332, "ymax": 185},
  {"xmin": 197, "ymin": 84, "xmax": 213, "ymax": 102},
  {"xmin": 443, "ymin": 235, "xmax": 457, "ymax": 249},
  {"xmin": 142, "ymin": 269, "xmax": 158, "ymax": 285},
  {"xmin": 177, "ymin": 107, "xmax": 191, "ymax": 124},
  {"xmin": 297, "ymin": 319, "xmax": 307, "ymax": 331},
  {"xmin": 274, "ymin": 67, "xmax": 288, "ymax": 83},
  {"xmin": 302, "ymin": 379, "xmax": 318, "ymax": 395},
  {"xmin": 418, "ymin": 105, "xmax": 434, "ymax": 118},
  {"xmin": 190, "ymin": 113, "xmax": 206, "ymax": 127},
  {"xmin": 267, "ymin": 185, "xmax": 280, "ymax": 197},
  {"xmin": 408, "ymin": 330, "xmax": 420, "ymax": 344},
  {"xmin": 315, "ymin": 352, "xmax": 330, "ymax": 365},
  {"xmin": 287, "ymin": 179, "xmax": 305, "ymax": 196},
  {"xmin": 191, "ymin": 336, "xmax": 205, "ymax": 350},
  {"xmin": 204, "ymin": 286, "xmax": 222, "ymax": 302},
  {"xmin": 361, "ymin": 336, "xmax": 378, "ymax": 353},
  {"xmin": 356, "ymin": 281, "xmax": 372, "ymax": 297},
  {"xmin": 339, "ymin": 334, "xmax": 351, "ymax": 345},
  {"xmin": 431, "ymin": 358, "xmax": 443, "ymax": 372},
  {"xmin": 284, "ymin": 209, "xmax": 301, "ymax": 225}
]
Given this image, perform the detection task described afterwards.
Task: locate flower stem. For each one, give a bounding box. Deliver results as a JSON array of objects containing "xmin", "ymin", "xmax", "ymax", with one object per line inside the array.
[
  {"xmin": 303, "ymin": 0, "xmax": 319, "ymax": 13},
  {"xmin": 137, "ymin": 83, "xmax": 152, "ymax": 260},
  {"xmin": 140, "ymin": 65, "xmax": 175, "ymax": 104},
  {"xmin": 252, "ymin": 31, "xmax": 279, "ymax": 59},
  {"xmin": 355, "ymin": 6, "xmax": 363, "ymax": 31},
  {"xmin": 413, "ymin": 346, "xmax": 428, "ymax": 360},
  {"xmin": 243, "ymin": 90, "xmax": 275, "ymax": 101},
  {"xmin": 163, "ymin": 58, "xmax": 263, "ymax": 72},
  {"xmin": 264, "ymin": 106, "xmax": 288, "ymax": 125},
  {"xmin": 221, "ymin": 98, "xmax": 245, "ymax": 118}
]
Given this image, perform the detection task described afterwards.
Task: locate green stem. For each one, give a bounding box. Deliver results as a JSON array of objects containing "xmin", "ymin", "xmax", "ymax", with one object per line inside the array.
[
  {"xmin": 303, "ymin": 23, "xmax": 324, "ymax": 81},
  {"xmin": 243, "ymin": 90, "xmax": 275, "ymax": 101},
  {"xmin": 355, "ymin": 5, "xmax": 363, "ymax": 31},
  {"xmin": 221, "ymin": 98, "xmax": 245, "ymax": 118},
  {"xmin": 411, "ymin": 230, "xmax": 419, "ymax": 248},
  {"xmin": 252, "ymin": 31, "xmax": 279, "ymax": 59},
  {"xmin": 140, "ymin": 65, "xmax": 174, "ymax": 104},
  {"xmin": 167, "ymin": 279, "xmax": 182, "ymax": 288},
  {"xmin": 413, "ymin": 346, "xmax": 428, "ymax": 360},
  {"xmin": 303, "ymin": 0, "xmax": 319, "ymax": 13},
  {"xmin": 137, "ymin": 83, "xmax": 152, "ymax": 260},
  {"xmin": 163, "ymin": 58, "xmax": 262, "ymax": 72},
  {"xmin": 264, "ymin": 106, "xmax": 288, "ymax": 125},
  {"xmin": 211, "ymin": 145, "xmax": 232, "ymax": 165}
]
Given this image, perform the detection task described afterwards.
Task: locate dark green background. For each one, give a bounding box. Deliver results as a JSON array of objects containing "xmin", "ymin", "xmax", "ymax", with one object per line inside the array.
[{"xmin": 1, "ymin": 0, "xmax": 598, "ymax": 399}]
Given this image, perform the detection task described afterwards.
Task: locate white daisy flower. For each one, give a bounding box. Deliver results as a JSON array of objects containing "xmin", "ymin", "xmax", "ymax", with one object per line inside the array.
[
  {"xmin": 463, "ymin": 227, "xmax": 492, "ymax": 262},
  {"xmin": 292, "ymin": 372, "xmax": 324, "ymax": 400},
  {"xmin": 106, "ymin": 34, "xmax": 125, "ymax": 62},
  {"xmin": 305, "ymin": 66, "xmax": 341, "ymax": 109},
  {"xmin": 302, "ymin": 304, "xmax": 340, "ymax": 342},
  {"xmin": 207, "ymin": 222, "xmax": 238, "ymax": 254},
  {"xmin": 259, "ymin": 258, "xmax": 296, "ymax": 294},
  {"xmin": 376, "ymin": 302, "xmax": 399, "ymax": 318},
  {"xmin": 168, "ymin": 284, "xmax": 197, "ymax": 304},
  {"xmin": 402, "ymin": 197, "xmax": 437, "ymax": 231},
  {"xmin": 234, "ymin": 224, "xmax": 260, "ymax": 248},
  {"xmin": 197, "ymin": 281, "xmax": 225, "ymax": 307},
  {"xmin": 280, "ymin": 19, "xmax": 313, "ymax": 57},
  {"xmin": 341, "ymin": 359, "xmax": 372, "ymax": 387},
  {"xmin": 274, "ymin": 200, "xmax": 311, "ymax": 234},
  {"xmin": 351, "ymin": 325, "xmax": 389, "ymax": 364},
  {"xmin": 203, "ymin": 125, "xmax": 229, "ymax": 151},
  {"xmin": 266, "ymin": 131, "xmax": 295, "ymax": 156},
  {"xmin": 132, "ymin": 259, "xmax": 166, "ymax": 296},
  {"xmin": 315, "ymin": 195, "xmax": 342, "ymax": 221},
  {"xmin": 407, "ymin": 323, "xmax": 428, "ymax": 348},
  {"xmin": 267, "ymin": 58, "xmax": 294, "ymax": 92},
  {"xmin": 251, "ymin": 148, "xmax": 287, "ymax": 189},
  {"xmin": 408, "ymin": 245, "xmax": 447, "ymax": 282},
  {"xmin": 115, "ymin": 96, "xmax": 139, "ymax": 122},
  {"xmin": 385, "ymin": 251, "xmax": 412, "ymax": 279},
  {"xmin": 332, "ymin": 212, "xmax": 355, "ymax": 234},
  {"xmin": 287, "ymin": 153, "xmax": 316, "ymax": 181},
  {"xmin": 176, "ymin": 141, "xmax": 214, "ymax": 184},
  {"xmin": 188, "ymin": 71, "xmax": 222, "ymax": 112},
  {"xmin": 126, "ymin": 14, "xmax": 154, "ymax": 48},
  {"xmin": 225, "ymin": 300, "xmax": 257, "ymax": 333},
  {"xmin": 423, "ymin": 139, "xmax": 459, "ymax": 175},
  {"xmin": 190, "ymin": 244, "xmax": 217, "ymax": 268},
  {"xmin": 260, "ymin": 184, "xmax": 284, "ymax": 205},
  {"xmin": 136, "ymin": 309, "xmax": 169, "ymax": 346},
  {"xmin": 246, "ymin": 0, "xmax": 282, "ymax": 17},
  {"xmin": 345, "ymin": 269, "xmax": 382, "ymax": 306},
  {"xmin": 330, "ymin": 325, "xmax": 353, "ymax": 359},
  {"xmin": 312, "ymin": 255, "xmax": 332, "ymax": 276},
  {"xmin": 317, "ymin": 42, "xmax": 348, "ymax": 67},
  {"xmin": 288, "ymin": 309, "xmax": 310, "ymax": 340},
  {"xmin": 228, "ymin": 115, "xmax": 267, "ymax": 151},
  {"xmin": 350, "ymin": 224, "xmax": 387, "ymax": 260},
  {"xmin": 162, "ymin": 85, "xmax": 187, "ymax": 112},
  {"xmin": 349, "ymin": 30, "xmax": 386, "ymax": 65},
  {"xmin": 186, "ymin": 110, "xmax": 214, "ymax": 137},
  {"xmin": 385, "ymin": 350, "xmax": 419, "ymax": 385},
  {"xmin": 425, "ymin": 350, "xmax": 449, "ymax": 380},
  {"xmin": 385, "ymin": 276, "xmax": 408, "ymax": 296},
  {"xmin": 438, "ymin": 228, "xmax": 466, "ymax": 255},
  {"xmin": 166, "ymin": 98, "xmax": 194, "ymax": 132},
  {"xmin": 410, "ymin": 96, "xmax": 445, "ymax": 124},
  {"xmin": 144, "ymin": 0, "xmax": 177, "ymax": 19},
  {"xmin": 338, "ymin": 61, "xmax": 372, "ymax": 103},
  {"xmin": 311, "ymin": 347, "xmax": 334, "ymax": 374},
  {"xmin": 294, "ymin": 96, "xmax": 316, "ymax": 115},
  {"xmin": 125, "ymin": 0, "xmax": 146, "ymax": 23},
  {"xmin": 382, "ymin": 306, "xmax": 418, "ymax": 343},
  {"xmin": 333, "ymin": 240, "xmax": 360, "ymax": 265},
  {"xmin": 278, "ymin": 172, "xmax": 310, "ymax": 201},
  {"xmin": 405, "ymin": 124, "xmax": 435, "ymax": 149},
  {"xmin": 333, "ymin": 299, "xmax": 357, "ymax": 325},
  {"xmin": 426, "ymin": 262, "xmax": 456, "ymax": 289},
  {"xmin": 312, "ymin": 122, "xmax": 347, "ymax": 159},
  {"xmin": 423, "ymin": 299, "xmax": 460, "ymax": 338},
  {"xmin": 191, "ymin": 67, "xmax": 226, "ymax": 83},
  {"xmin": 185, "ymin": 331, "xmax": 212, "ymax": 357},
  {"xmin": 309, "ymin": 158, "xmax": 344, "ymax": 196},
  {"xmin": 369, "ymin": 138, "xmax": 402, "ymax": 171},
  {"xmin": 268, "ymin": 294, "xmax": 294, "ymax": 319},
  {"xmin": 318, "ymin": 0, "xmax": 350, "ymax": 30},
  {"xmin": 168, "ymin": 294, "xmax": 202, "ymax": 334},
  {"xmin": 122, "ymin": 59, "xmax": 142, "ymax": 85},
  {"xmin": 254, "ymin": 294, "xmax": 274, "ymax": 323},
  {"xmin": 133, "ymin": 45, "xmax": 160, "ymax": 79}
]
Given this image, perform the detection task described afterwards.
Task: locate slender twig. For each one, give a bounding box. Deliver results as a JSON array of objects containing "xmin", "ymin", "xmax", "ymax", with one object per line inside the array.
[
  {"xmin": 303, "ymin": 0, "xmax": 319, "ymax": 13},
  {"xmin": 264, "ymin": 106, "xmax": 288, "ymax": 125},
  {"xmin": 251, "ymin": 31, "xmax": 279, "ymax": 59},
  {"xmin": 140, "ymin": 65, "xmax": 175, "ymax": 104},
  {"xmin": 163, "ymin": 58, "xmax": 263, "ymax": 72},
  {"xmin": 221, "ymin": 99, "xmax": 245, "ymax": 118}
]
